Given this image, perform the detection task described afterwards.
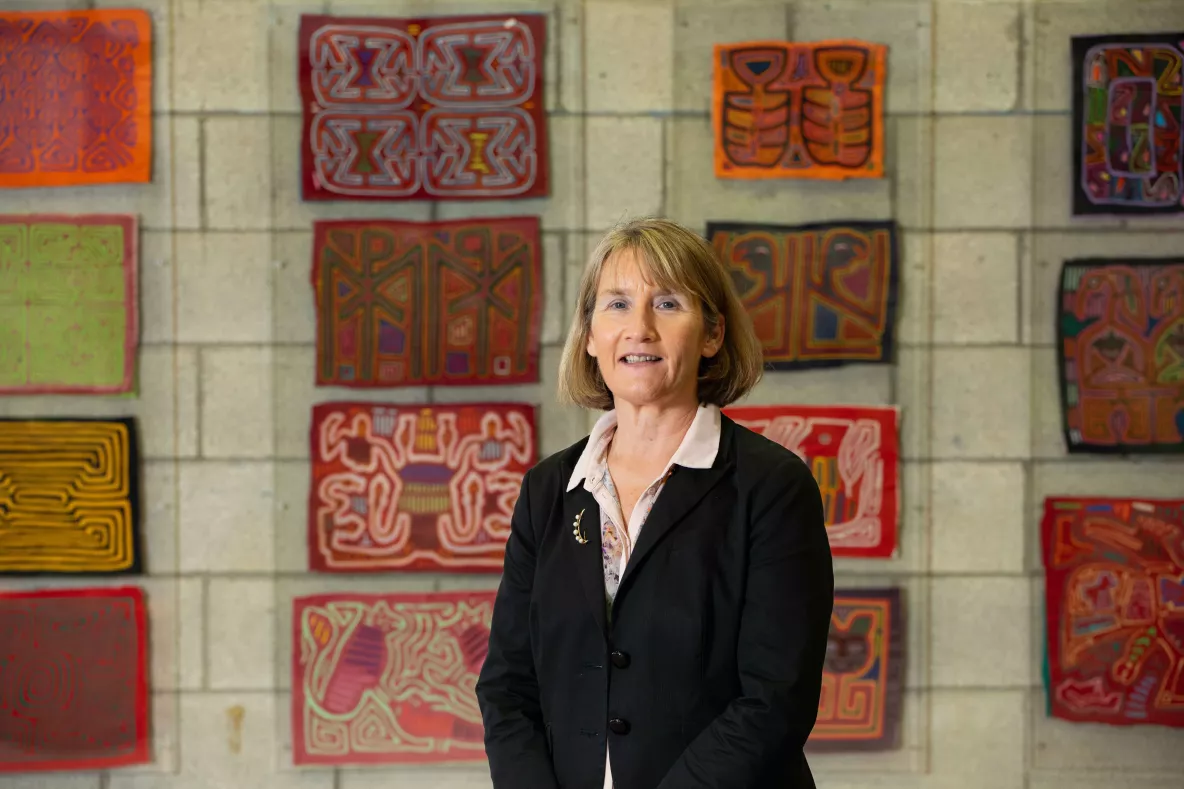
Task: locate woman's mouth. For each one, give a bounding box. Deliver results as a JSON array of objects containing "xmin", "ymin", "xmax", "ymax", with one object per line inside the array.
[{"xmin": 621, "ymin": 354, "xmax": 662, "ymax": 364}]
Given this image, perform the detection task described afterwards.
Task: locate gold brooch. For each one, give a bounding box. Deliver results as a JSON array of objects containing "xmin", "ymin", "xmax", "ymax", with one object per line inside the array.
[{"xmin": 572, "ymin": 508, "xmax": 588, "ymax": 544}]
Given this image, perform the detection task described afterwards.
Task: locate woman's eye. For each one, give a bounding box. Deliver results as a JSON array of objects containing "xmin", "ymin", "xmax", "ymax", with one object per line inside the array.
[
  {"xmin": 608, "ymin": 300, "xmax": 627, "ymax": 310},
  {"xmin": 657, "ymin": 300, "xmax": 678, "ymax": 310}
]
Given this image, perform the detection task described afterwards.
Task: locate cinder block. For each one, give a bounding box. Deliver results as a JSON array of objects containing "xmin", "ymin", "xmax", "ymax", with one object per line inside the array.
[
  {"xmin": 672, "ymin": 4, "xmax": 789, "ymax": 114},
  {"xmin": 930, "ymin": 689, "xmax": 1025, "ymax": 785},
  {"xmin": 793, "ymin": 0, "xmax": 934, "ymax": 115},
  {"xmin": 1028, "ymin": 231, "xmax": 1184, "ymax": 345},
  {"xmin": 890, "ymin": 116, "xmax": 933, "ymax": 231},
  {"xmin": 586, "ymin": 116, "xmax": 664, "ymax": 231},
  {"xmin": 277, "ymin": 575, "xmax": 436, "ymax": 693},
  {"xmin": 934, "ymin": 115, "xmax": 1032, "ymax": 230},
  {"xmin": 933, "ymin": 232, "xmax": 1021, "ymax": 344},
  {"xmin": 738, "ymin": 366, "xmax": 893, "ymax": 407},
  {"xmin": 1030, "ymin": 347, "xmax": 1068, "ymax": 459},
  {"xmin": 558, "ymin": 2, "xmax": 585, "ymax": 113},
  {"xmin": 177, "ymin": 578, "xmax": 205, "ymax": 690},
  {"xmin": 664, "ymin": 117, "xmax": 893, "ymax": 234},
  {"xmin": 208, "ymin": 579, "xmax": 276, "ymax": 691},
  {"xmin": 0, "ymin": 776, "xmax": 102, "ymax": 789},
  {"xmin": 931, "ymin": 462, "xmax": 1025, "ymax": 572},
  {"xmin": 273, "ymin": 460, "xmax": 311, "ymax": 573},
  {"xmin": 585, "ymin": 0, "xmax": 673, "ymax": 113},
  {"xmin": 1031, "ymin": 0, "xmax": 1184, "ymax": 112},
  {"xmin": 174, "ymin": 0, "xmax": 268, "ymax": 112},
  {"xmin": 141, "ymin": 461, "xmax": 177, "ymax": 576},
  {"xmin": 808, "ymin": 692, "xmax": 924, "ymax": 777},
  {"xmin": 271, "ymin": 347, "xmax": 429, "ymax": 459},
  {"xmin": 177, "ymin": 233, "xmax": 273, "ymax": 344},
  {"xmin": 0, "ymin": 346, "xmax": 199, "ymax": 460},
  {"xmin": 1031, "ymin": 774, "xmax": 1184, "ymax": 789},
  {"xmin": 178, "ymin": 461, "xmax": 275, "ymax": 572},
  {"xmin": 893, "ymin": 346, "xmax": 931, "ymax": 460},
  {"xmin": 139, "ymin": 232, "xmax": 174, "ymax": 345},
  {"xmin": 200, "ymin": 346, "xmax": 275, "ymax": 459},
  {"xmin": 270, "ymin": 116, "xmax": 432, "ymax": 231},
  {"xmin": 538, "ymin": 346, "xmax": 589, "ymax": 457},
  {"xmin": 0, "ymin": 117, "xmax": 201, "ymax": 231},
  {"xmin": 934, "ymin": 1, "xmax": 1022, "ymax": 112},
  {"xmin": 121, "ymin": 690, "xmax": 179, "ymax": 775},
  {"xmin": 931, "ymin": 347, "xmax": 1030, "ymax": 459},
  {"xmin": 540, "ymin": 232, "xmax": 565, "ymax": 346},
  {"xmin": 895, "ymin": 231, "xmax": 930, "ymax": 346},
  {"xmin": 340, "ymin": 769, "xmax": 494, "ymax": 788},
  {"xmin": 268, "ymin": 3, "xmax": 326, "ymax": 114},
  {"xmin": 1031, "ymin": 688, "xmax": 1184, "ymax": 773},
  {"xmin": 437, "ymin": 115, "xmax": 583, "ymax": 231},
  {"xmin": 204, "ymin": 117, "xmax": 273, "ymax": 231},
  {"xmin": 177, "ymin": 691, "xmax": 278, "ymax": 781},
  {"xmin": 138, "ymin": 578, "xmax": 178, "ymax": 694},
  {"xmin": 931, "ymin": 576, "xmax": 1030, "ymax": 688},
  {"xmin": 273, "ymin": 231, "xmax": 316, "ymax": 345}
]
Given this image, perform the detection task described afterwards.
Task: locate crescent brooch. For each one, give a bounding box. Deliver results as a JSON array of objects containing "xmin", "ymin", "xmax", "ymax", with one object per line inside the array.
[{"xmin": 572, "ymin": 508, "xmax": 588, "ymax": 545}]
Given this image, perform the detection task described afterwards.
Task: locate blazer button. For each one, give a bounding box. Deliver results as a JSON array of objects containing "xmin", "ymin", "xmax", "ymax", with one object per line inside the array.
[
  {"xmin": 608, "ymin": 718, "xmax": 631, "ymax": 735},
  {"xmin": 610, "ymin": 650, "xmax": 631, "ymax": 669}
]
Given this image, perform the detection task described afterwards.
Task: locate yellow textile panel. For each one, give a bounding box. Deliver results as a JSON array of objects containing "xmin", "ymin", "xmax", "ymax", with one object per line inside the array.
[{"xmin": 0, "ymin": 419, "xmax": 140, "ymax": 574}]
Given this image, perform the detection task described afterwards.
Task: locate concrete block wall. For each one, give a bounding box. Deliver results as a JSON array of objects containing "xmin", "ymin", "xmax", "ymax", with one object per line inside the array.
[{"xmin": 1, "ymin": 0, "xmax": 1183, "ymax": 787}]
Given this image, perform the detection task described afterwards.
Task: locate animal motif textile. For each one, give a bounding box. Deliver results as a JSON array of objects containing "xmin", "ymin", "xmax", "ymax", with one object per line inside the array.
[
  {"xmin": 1072, "ymin": 34, "xmax": 1184, "ymax": 216},
  {"xmin": 293, "ymin": 590, "xmax": 495, "ymax": 764},
  {"xmin": 807, "ymin": 588, "xmax": 904, "ymax": 751},
  {"xmin": 313, "ymin": 217, "xmax": 541, "ymax": 387},
  {"xmin": 1058, "ymin": 259, "xmax": 1184, "ymax": 453},
  {"xmin": 0, "ymin": 215, "xmax": 138, "ymax": 394},
  {"xmin": 1041, "ymin": 497, "xmax": 1184, "ymax": 727},
  {"xmin": 300, "ymin": 13, "xmax": 547, "ymax": 200},
  {"xmin": 0, "ymin": 10, "xmax": 152, "ymax": 187},
  {"xmin": 0, "ymin": 586, "xmax": 149, "ymax": 771},
  {"xmin": 708, "ymin": 221, "xmax": 897, "ymax": 369},
  {"xmin": 0, "ymin": 418, "xmax": 140, "ymax": 574},
  {"xmin": 724, "ymin": 405, "xmax": 899, "ymax": 558},
  {"xmin": 713, "ymin": 40, "xmax": 886, "ymax": 180},
  {"xmin": 309, "ymin": 402, "xmax": 535, "ymax": 572}
]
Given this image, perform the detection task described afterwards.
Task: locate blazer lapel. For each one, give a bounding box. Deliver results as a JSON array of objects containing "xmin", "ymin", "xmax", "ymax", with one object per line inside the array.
[
  {"xmin": 563, "ymin": 487, "xmax": 608, "ymax": 641},
  {"xmin": 617, "ymin": 460, "xmax": 732, "ymax": 598}
]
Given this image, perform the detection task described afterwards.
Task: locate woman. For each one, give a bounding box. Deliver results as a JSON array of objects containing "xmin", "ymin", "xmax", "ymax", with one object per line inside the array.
[{"xmin": 476, "ymin": 218, "xmax": 834, "ymax": 789}]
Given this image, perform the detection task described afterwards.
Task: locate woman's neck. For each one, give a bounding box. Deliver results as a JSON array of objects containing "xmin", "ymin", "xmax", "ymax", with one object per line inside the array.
[{"xmin": 608, "ymin": 399, "xmax": 699, "ymax": 468}]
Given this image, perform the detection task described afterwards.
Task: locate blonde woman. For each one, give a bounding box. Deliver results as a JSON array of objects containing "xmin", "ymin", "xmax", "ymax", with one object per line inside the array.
[{"xmin": 477, "ymin": 218, "xmax": 834, "ymax": 789}]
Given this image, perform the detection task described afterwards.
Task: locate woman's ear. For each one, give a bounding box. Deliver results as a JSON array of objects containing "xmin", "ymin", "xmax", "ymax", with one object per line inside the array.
[{"xmin": 702, "ymin": 315, "xmax": 725, "ymax": 359}]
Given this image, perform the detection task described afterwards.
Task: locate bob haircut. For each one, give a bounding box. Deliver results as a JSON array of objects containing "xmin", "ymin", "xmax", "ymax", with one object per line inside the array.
[{"xmin": 558, "ymin": 217, "xmax": 763, "ymax": 411}]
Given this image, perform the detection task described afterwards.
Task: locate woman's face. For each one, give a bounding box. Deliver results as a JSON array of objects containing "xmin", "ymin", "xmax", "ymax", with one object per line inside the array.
[{"xmin": 586, "ymin": 249, "xmax": 723, "ymax": 410}]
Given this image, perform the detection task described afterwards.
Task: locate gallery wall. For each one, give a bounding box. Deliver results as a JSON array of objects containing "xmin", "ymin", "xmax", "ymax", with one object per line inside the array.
[{"xmin": 0, "ymin": 1, "xmax": 1182, "ymax": 788}]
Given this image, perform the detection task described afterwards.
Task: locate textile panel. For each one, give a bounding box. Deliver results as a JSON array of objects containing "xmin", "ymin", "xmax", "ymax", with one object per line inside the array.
[
  {"xmin": 725, "ymin": 405, "xmax": 899, "ymax": 558},
  {"xmin": 709, "ymin": 221, "xmax": 897, "ymax": 369},
  {"xmin": 0, "ymin": 10, "xmax": 152, "ymax": 187},
  {"xmin": 713, "ymin": 40, "xmax": 886, "ymax": 180},
  {"xmin": 309, "ymin": 402, "xmax": 535, "ymax": 572},
  {"xmin": 1072, "ymin": 34, "xmax": 1184, "ymax": 216},
  {"xmin": 1041, "ymin": 497, "xmax": 1184, "ymax": 727},
  {"xmin": 313, "ymin": 217, "xmax": 541, "ymax": 387},
  {"xmin": 0, "ymin": 215, "xmax": 138, "ymax": 394},
  {"xmin": 0, "ymin": 418, "xmax": 140, "ymax": 575},
  {"xmin": 0, "ymin": 586, "xmax": 149, "ymax": 771},
  {"xmin": 300, "ymin": 13, "xmax": 547, "ymax": 200},
  {"xmin": 293, "ymin": 590, "xmax": 494, "ymax": 764},
  {"xmin": 1058, "ymin": 258, "xmax": 1184, "ymax": 453},
  {"xmin": 808, "ymin": 587, "xmax": 904, "ymax": 751}
]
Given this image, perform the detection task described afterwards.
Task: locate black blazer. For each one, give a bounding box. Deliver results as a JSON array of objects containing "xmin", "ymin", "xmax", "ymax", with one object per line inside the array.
[{"xmin": 476, "ymin": 415, "xmax": 834, "ymax": 789}]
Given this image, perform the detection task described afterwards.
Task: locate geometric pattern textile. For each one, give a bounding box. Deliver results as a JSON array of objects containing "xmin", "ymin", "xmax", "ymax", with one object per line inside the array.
[
  {"xmin": 0, "ymin": 215, "xmax": 138, "ymax": 394},
  {"xmin": 1057, "ymin": 259, "xmax": 1184, "ymax": 453},
  {"xmin": 807, "ymin": 588, "xmax": 904, "ymax": 751},
  {"xmin": 708, "ymin": 221, "xmax": 898, "ymax": 369},
  {"xmin": 292, "ymin": 590, "xmax": 495, "ymax": 764},
  {"xmin": 313, "ymin": 217, "xmax": 542, "ymax": 387},
  {"xmin": 309, "ymin": 402, "xmax": 535, "ymax": 572},
  {"xmin": 1041, "ymin": 497, "xmax": 1184, "ymax": 728},
  {"xmin": 713, "ymin": 40, "xmax": 886, "ymax": 180},
  {"xmin": 0, "ymin": 586, "xmax": 149, "ymax": 771},
  {"xmin": 0, "ymin": 10, "xmax": 152, "ymax": 187},
  {"xmin": 299, "ymin": 13, "xmax": 547, "ymax": 201},
  {"xmin": 724, "ymin": 405, "xmax": 899, "ymax": 558},
  {"xmin": 1072, "ymin": 34, "xmax": 1184, "ymax": 216},
  {"xmin": 0, "ymin": 418, "xmax": 140, "ymax": 575}
]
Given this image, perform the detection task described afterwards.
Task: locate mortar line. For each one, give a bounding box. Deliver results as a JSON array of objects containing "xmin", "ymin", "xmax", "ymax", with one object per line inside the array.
[
  {"xmin": 197, "ymin": 117, "xmax": 208, "ymax": 231},
  {"xmin": 201, "ymin": 575, "xmax": 210, "ymax": 690}
]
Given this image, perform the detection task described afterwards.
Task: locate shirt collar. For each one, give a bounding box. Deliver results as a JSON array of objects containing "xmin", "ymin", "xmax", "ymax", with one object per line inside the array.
[{"xmin": 566, "ymin": 404, "xmax": 722, "ymax": 492}]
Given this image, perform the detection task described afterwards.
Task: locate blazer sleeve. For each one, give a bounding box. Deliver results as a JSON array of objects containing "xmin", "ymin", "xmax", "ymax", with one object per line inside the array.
[
  {"xmin": 656, "ymin": 457, "xmax": 835, "ymax": 789},
  {"xmin": 475, "ymin": 469, "xmax": 561, "ymax": 789}
]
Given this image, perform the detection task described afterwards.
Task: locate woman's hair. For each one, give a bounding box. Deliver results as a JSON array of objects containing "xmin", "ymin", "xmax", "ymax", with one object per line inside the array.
[{"xmin": 557, "ymin": 217, "xmax": 763, "ymax": 410}]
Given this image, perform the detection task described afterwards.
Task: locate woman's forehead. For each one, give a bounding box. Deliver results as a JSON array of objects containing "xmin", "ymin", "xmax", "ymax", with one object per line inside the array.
[{"xmin": 597, "ymin": 248, "xmax": 677, "ymax": 292}]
